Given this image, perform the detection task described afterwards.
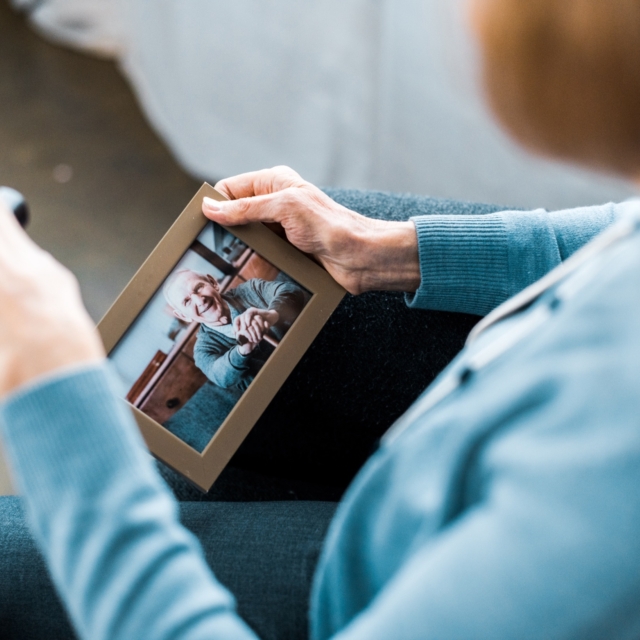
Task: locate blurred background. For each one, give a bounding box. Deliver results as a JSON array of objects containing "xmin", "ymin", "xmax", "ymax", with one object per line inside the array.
[{"xmin": 0, "ymin": 0, "xmax": 636, "ymax": 493}]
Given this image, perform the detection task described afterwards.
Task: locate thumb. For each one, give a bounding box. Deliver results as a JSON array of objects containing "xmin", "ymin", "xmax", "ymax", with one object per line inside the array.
[
  {"xmin": 202, "ymin": 191, "xmax": 287, "ymax": 227},
  {"xmin": 0, "ymin": 200, "xmax": 39, "ymax": 261}
]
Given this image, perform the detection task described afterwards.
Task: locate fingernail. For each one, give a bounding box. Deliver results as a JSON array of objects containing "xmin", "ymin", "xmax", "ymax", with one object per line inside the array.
[{"xmin": 203, "ymin": 196, "xmax": 222, "ymax": 212}]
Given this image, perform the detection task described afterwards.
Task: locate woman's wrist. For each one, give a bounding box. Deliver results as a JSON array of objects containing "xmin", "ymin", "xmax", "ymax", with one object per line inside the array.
[
  {"xmin": 354, "ymin": 220, "xmax": 421, "ymax": 294},
  {"xmin": 0, "ymin": 326, "xmax": 104, "ymax": 399}
]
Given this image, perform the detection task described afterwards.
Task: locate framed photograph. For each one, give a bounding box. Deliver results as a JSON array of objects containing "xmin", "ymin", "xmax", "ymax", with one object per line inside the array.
[{"xmin": 98, "ymin": 183, "xmax": 345, "ymax": 492}]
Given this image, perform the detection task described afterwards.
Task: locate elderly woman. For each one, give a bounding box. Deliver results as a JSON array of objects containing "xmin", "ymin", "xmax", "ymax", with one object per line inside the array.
[{"xmin": 1, "ymin": 0, "xmax": 640, "ymax": 638}]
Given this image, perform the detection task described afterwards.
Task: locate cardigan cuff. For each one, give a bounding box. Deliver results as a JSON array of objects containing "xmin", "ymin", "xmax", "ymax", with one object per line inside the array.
[
  {"xmin": 406, "ymin": 213, "xmax": 511, "ymax": 316},
  {"xmin": 405, "ymin": 208, "xmax": 562, "ymax": 317}
]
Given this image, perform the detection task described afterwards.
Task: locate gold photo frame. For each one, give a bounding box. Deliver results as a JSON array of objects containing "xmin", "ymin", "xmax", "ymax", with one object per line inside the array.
[{"xmin": 98, "ymin": 183, "xmax": 345, "ymax": 492}]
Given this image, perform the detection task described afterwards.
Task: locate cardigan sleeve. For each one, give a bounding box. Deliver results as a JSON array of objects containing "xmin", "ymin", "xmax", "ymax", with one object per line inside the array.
[
  {"xmin": 406, "ymin": 201, "xmax": 622, "ymax": 316},
  {"xmin": 0, "ymin": 364, "xmax": 258, "ymax": 640},
  {"xmin": 194, "ymin": 328, "xmax": 253, "ymax": 389}
]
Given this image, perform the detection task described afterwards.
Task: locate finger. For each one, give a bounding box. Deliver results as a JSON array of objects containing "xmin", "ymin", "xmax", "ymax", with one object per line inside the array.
[
  {"xmin": 203, "ymin": 188, "xmax": 299, "ymax": 227},
  {"xmin": 253, "ymin": 322, "xmax": 264, "ymax": 342},
  {"xmin": 0, "ymin": 202, "xmax": 36, "ymax": 256},
  {"xmin": 241, "ymin": 312, "xmax": 253, "ymax": 329},
  {"xmin": 213, "ymin": 170, "xmax": 270, "ymax": 200},
  {"xmin": 0, "ymin": 215, "xmax": 44, "ymax": 285},
  {"xmin": 214, "ymin": 166, "xmax": 304, "ymax": 200}
]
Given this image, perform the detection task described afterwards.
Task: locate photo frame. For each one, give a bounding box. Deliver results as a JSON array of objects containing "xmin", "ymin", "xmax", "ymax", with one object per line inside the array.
[{"xmin": 98, "ymin": 183, "xmax": 346, "ymax": 492}]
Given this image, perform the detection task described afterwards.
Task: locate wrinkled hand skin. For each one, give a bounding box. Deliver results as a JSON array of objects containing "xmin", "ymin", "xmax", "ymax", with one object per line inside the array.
[
  {"xmin": 0, "ymin": 204, "xmax": 104, "ymax": 398},
  {"xmin": 203, "ymin": 166, "xmax": 421, "ymax": 296}
]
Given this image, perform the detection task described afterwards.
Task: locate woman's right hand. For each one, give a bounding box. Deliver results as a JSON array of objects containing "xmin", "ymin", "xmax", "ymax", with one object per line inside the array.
[
  {"xmin": 203, "ymin": 166, "xmax": 421, "ymax": 295},
  {"xmin": 0, "ymin": 203, "xmax": 104, "ymax": 399}
]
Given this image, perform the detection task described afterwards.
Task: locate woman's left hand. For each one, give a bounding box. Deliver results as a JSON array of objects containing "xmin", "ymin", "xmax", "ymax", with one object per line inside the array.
[
  {"xmin": 205, "ymin": 166, "xmax": 421, "ymax": 295},
  {"xmin": 0, "ymin": 203, "xmax": 104, "ymax": 398}
]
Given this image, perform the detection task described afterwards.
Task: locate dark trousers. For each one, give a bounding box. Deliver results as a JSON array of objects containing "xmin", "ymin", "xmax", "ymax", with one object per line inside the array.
[{"xmin": 0, "ymin": 191, "xmax": 505, "ymax": 640}]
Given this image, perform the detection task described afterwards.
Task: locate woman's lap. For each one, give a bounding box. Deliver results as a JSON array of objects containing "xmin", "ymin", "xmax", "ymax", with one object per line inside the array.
[
  {"xmin": 183, "ymin": 500, "xmax": 336, "ymax": 639},
  {"xmin": 0, "ymin": 496, "xmax": 336, "ymax": 640},
  {"xmin": 0, "ymin": 497, "xmax": 76, "ymax": 639}
]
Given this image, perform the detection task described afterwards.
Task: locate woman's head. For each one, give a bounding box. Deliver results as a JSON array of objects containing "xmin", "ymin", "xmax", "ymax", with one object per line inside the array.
[{"xmin": 471, "ymin": 0, "xmax": 640, "ymax": 178}]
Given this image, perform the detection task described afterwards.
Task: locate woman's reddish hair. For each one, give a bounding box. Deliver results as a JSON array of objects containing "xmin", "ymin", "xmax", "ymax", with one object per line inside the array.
[{"xmin": 475, "ymin": 0, "xmax": 640, "ymax": 176}]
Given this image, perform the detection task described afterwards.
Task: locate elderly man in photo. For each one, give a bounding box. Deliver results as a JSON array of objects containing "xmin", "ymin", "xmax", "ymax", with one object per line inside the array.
[{"xmin": 163, "ymin": 269, "xmax": 307, "ymax": 390}]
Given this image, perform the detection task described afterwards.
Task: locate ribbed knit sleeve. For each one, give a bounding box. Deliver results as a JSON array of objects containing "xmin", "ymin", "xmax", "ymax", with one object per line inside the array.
[
  {"xmin": 0, "ymin": 364, "xmax": 257, "ymax": 640},
  {"xmin": 406, "ymin": 202, "xmax": 620, "ymax": 316}
]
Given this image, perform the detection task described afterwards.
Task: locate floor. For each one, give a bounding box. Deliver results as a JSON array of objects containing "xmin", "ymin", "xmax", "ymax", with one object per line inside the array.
[
  {"xmin": 0, "ymin": 3, "xmax": 201, "ymax": 319},
  {"xmin": 0, "ymin": 4, "xmax": 201, "ymax": 494}
]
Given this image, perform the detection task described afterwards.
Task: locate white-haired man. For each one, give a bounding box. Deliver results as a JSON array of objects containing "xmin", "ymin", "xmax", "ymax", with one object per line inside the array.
[{"xmin": 163, "ymin": 269, "xmax": 307, "ymax": 390}]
